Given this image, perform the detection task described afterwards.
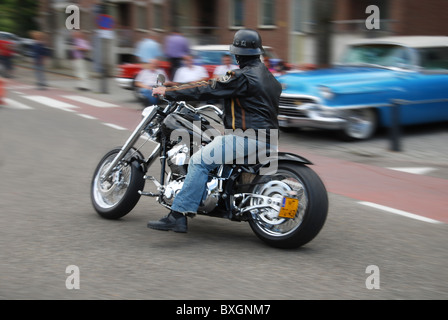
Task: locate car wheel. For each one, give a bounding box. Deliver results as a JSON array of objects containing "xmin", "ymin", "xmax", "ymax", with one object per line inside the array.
[{"xmin": 341, "ymin": 108, "xmax": 377, "ymax": 141}]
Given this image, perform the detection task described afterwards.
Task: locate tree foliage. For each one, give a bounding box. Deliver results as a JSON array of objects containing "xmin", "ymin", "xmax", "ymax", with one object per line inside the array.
[{"xmin": 0, "ymin": 0, "xmax": 39, "ymax": 37}]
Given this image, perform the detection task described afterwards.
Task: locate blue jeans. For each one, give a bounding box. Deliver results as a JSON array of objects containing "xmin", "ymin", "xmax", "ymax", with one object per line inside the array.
[
  {"xmin": 34, "ymin": 63, "xmax": 47, "ymax": 87},
  {"xmin": 171, "ymin": 134, "xmax": 260, "ymax": 214},
  {"xmin": 140, "ymin": 88, "xmax": 160, "ymax": 105}
]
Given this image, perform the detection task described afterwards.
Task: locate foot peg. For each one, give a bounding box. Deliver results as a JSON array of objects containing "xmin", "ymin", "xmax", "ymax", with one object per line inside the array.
[
  {"xmin": 138, "ymin": 190, "xmax": 158, "ymax": 197},
  {"xmin": 139, "ymin": 175, "xmax": 163, "ymax": 197}
]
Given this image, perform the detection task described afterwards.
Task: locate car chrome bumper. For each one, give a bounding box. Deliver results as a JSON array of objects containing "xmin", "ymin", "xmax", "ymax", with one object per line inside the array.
[
  {"xmin": 116, "ymin": 77, "xmax": 133, "ymax": 90},
  {"xmin": 278, "ymin": 102, "xmax": 347, "ymax": 130},
  {"xmin": 278, "ymin": 114, "xmax": 346, "ymax": 130}
]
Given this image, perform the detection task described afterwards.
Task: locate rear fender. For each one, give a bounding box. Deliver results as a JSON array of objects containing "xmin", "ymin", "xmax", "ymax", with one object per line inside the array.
[
  {"xmin": 276, "ymin": 152, "xmax": 313, "ymax": 165},
  {"xmin": 239, "ymin": 152, "xmax": 312, "ymax": 176}
]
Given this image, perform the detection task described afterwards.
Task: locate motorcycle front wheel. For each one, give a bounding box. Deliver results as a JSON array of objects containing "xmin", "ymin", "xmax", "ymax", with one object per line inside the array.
[
  {"xmin": 248, "ymin": 162, "xmax": 328, "ymax": 249},
  {"xmin": 91, "ymin": 148, "xmax": 145, "ymax": 219}
]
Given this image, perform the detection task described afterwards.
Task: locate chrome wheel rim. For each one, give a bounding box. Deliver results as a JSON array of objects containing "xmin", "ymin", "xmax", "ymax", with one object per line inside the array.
[
  {"xmin": 345, "ymin": 109, "xmax": 376, "ymax": 140},
  {"xmin": 250, "ymin": 170, "xmax": 308, "ymax": 237},
  {"xmin": 93, "ymin": 153, "xmax": 132, "ymax": 209}
]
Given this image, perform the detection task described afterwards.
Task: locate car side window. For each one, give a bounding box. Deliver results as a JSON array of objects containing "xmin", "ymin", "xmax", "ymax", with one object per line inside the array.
[
  {"xmin": 419, "ymin": 47, "xmax": 448, "ymax": 71},
  {"xmin": 383, "ymin": 47, "xmax": 412, "ymax": 68}
]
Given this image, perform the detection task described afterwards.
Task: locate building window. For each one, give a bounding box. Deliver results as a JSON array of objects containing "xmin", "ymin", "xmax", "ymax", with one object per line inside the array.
[
  {"xmin": 292, "ymin": 0, "xmax": 313, "ymax": 33},
  {"xmin": 231, "ymin": 0, "xmax": 245, "ymax": 28},
  {"xmin": 152, "ymin": 3, "xmax": 163, "ymax": 30},
  {"xmin": 136, "ymin": 5, "xmax": 148, "ymax": 30},
  {"xmin": 260, "ymin": 0, "xmax": 275, "ymax": 27},
  {"xmin": 116, "ymin": 3, "xmax": 131, "ymax": 27}
]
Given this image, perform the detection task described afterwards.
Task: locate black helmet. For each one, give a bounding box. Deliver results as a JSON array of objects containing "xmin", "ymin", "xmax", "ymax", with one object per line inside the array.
[{"xmin": 229, "ymin": 29, "xmax": 264, "ymax": 56}]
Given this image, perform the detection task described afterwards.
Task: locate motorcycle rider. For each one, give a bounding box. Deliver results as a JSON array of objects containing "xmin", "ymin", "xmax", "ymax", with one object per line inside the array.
[{"xmin": 148, "ymin": 29, "xmax": 282, "ymax": 233}]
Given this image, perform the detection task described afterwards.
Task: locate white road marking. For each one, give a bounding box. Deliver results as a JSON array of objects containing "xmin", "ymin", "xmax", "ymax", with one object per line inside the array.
[
  {"xmin": 5, "ymin": 84, "xmax": 34, "ymax": 90},
  {"xmin": 359, "ymin": 201, "xmax": 443, "ymax": 224},
  {"xmin": 25, "ymin": 96, "xmax": 78, "ymax": 112},
  {"xmin": 78, "ymin": 114, "xmax": 97, "ymax": 120},
  {"xmin": 62, "ymin": 95, "xmax": 118, "ymax": 108},
  {"xmin": 102, "ymin": 123, "xmax": 127, "ymax": 130},
  {"xmin": 388, "ymin": 167, "xmax": 436, "ymax": 175},
  {"xmin": 3, "ymin": 98, "xmax": 34, "ymax": 110}
]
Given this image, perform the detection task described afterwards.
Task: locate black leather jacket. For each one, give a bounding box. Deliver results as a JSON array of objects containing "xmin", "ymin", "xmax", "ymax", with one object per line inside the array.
[{"xmin": 164, "ymin": 58, "xmax": 282, "ymax": 132}]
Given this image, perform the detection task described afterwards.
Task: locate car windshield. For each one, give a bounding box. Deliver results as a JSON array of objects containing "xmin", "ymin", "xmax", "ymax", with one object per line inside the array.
[
  {"xmin": 192, "ymin": 50, "xmax": 237, "ymax": 65},
  {"xmin": 341, "ymin": 44, "xmax": 412, "ymax": 69}
]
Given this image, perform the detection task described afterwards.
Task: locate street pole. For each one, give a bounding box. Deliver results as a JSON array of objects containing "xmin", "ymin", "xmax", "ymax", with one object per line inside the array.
[
  {"xmin": 100, "ymin": 1, "xmax": 109, "ymax": 94},
  {"xmin": 389, "ymin": 99, "xmax": 405, "ymax": 152},
  {"xmin": 100, "ymin": 36, "xmax": 109, "ymax": 94}
]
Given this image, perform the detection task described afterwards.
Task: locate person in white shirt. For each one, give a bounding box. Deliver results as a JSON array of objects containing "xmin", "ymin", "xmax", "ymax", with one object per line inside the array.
[
  {"xmin": 210, "ymin": 54, "xmax": 239, "ymax": 106},
  {"xmin": 173, "ymin": 55, "xmax": 208, "ymax": 83},
  {"xmin": 135, "ymin": 59, "xmax": 169, "ymax": 105},
  {"xmin": 213, "ymin": 54, "xmax": 238, "ymax": 78}
]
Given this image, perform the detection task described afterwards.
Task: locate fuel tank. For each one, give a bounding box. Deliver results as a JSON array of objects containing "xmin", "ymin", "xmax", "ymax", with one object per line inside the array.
[{"xmin": 161, "ymin": 108, "xmax": 217, "ymax": 144}]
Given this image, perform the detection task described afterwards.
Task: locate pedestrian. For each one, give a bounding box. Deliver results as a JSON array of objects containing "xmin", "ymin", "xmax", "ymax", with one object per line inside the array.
[
  {"xmin": 172, "ymin": 54, "xmax": 208, "ymax": 83},
  {"xmin": 213, "ymin": 53, "xmax": 239, "ymax": 78},
  {"xmin": 72, "ymin": 31, "xmax": 91, "ymax": 91},
  {"xmin": 134, "ymin": 31, "xmax": 163, "ymax": 63},
  {"xmin": 30, "ymin": 31, "xmax": 49, "ymax": 90},
  {"xmin": 148, "ymin": 29, "xmax": 282, "ymax": 233},
  {"xmin": 164, "ymin": 29, "xmax": 190, "ymax": 79},
  {"xmin": 264, "ymin": 56, "xmax": 275, "ymax": 73},
  {"xmin": 273, "ymin": 60, "xmax": 289, "ymax": 77},
  {"xmin": 134, "ymin": 58, "xmax": 170, "ymax": 106},
  {"xmin": 211, "ymin": 54, "xmax": 239, "ymax": 106},
  {"xmin": 0, "ymin": 37, "xmax": 15, "ymax": 78}
]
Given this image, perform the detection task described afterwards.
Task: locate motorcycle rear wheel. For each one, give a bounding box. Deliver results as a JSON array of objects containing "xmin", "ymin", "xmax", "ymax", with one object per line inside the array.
[
  {"xmin": 91, "ymin": 148, "xmax": 145, "ymax": 219},
  {"xmin": 248, "ymin": 162, "xmax": 328, "ymax": 249}
]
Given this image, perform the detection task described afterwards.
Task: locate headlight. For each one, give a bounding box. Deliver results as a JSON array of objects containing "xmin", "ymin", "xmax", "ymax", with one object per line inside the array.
[{"xmin": 319, "ymin": 86, "xmax": 334, "ymax": 100}]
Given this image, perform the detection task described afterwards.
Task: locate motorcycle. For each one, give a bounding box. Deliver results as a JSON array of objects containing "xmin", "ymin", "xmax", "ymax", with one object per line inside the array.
[{"xmin": 91, "ymin": 75, "xmax": 328, "ymax": 249}]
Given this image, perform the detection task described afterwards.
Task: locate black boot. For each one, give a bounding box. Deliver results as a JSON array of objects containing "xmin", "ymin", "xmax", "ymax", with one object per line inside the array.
[{"xmin": 147, "ymin": 211, "xmax": 187, "ymax": 233}]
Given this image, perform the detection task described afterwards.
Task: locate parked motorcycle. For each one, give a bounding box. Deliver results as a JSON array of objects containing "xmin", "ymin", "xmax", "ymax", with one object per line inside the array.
[{"xmin": 91, "ymin": 75, "xmax": 328, "ymax": 248}]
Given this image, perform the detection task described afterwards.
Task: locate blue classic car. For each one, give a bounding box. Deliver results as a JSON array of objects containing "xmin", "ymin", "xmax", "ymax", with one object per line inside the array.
[{"xmin": 277, "ymin": 36, "xmax": 448, "ymax": 140}]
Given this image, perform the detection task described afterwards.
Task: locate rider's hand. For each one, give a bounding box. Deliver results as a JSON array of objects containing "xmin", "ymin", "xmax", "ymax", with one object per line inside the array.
[{"xmin": 152, "ymin": 87, "xmax": 166, "ymax": 96}]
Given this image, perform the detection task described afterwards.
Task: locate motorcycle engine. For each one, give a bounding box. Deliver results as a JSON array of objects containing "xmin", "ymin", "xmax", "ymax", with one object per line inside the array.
[{"xmin": 164, "ymin": 144, "xmax": 220, "ymax": 213}]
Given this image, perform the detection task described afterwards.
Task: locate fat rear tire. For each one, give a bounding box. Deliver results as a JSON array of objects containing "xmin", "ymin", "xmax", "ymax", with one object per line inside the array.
[{"xmin": 248, "ymin": 162, "xmax": 328, "ymax": 249}]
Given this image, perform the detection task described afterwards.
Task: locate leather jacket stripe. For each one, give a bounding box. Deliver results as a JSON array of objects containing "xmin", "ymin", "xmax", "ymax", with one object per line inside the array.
[
  {"xmin": 231, "ymin": 98, "xmax": 236, "ymax": 130},
  {"xmin": 236, "ymin": 98, "xmax": 246, "ymax": 130}
]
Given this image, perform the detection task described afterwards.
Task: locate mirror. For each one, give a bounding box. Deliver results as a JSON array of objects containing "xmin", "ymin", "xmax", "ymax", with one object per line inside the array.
[{"xmin": 157, "ymin": 74, "xmax": 166, "ymax": 85}]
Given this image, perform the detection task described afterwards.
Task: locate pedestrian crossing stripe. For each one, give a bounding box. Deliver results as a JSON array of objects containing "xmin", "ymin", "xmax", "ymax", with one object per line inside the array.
[
  {"xmin": 3, "ymin": 98, "xmax": 34, "ymax": 110},
  {"xmin": 24, "ymin": 96, "xmax": 78, "ymax": 112},
  {"xmin": 62, "ymin": 95, "xmax": 118, "ymax": 108}
]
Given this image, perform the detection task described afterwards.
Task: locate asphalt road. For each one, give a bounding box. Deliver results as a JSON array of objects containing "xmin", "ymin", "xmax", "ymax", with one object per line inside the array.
[{"xmin": 1, "ymin": 68, "xmax": 447, "ymax": 300}]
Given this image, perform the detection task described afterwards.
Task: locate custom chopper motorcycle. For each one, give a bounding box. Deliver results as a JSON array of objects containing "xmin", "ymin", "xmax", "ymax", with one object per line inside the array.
[{"xmin": 91, "ymin": 76, "xmax": 328, "ymax": 249}]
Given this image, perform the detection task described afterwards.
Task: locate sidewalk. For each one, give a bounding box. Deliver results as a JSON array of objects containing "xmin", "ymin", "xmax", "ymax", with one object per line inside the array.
[
  {"xmin": 16, "ymin": 56, "xmax": 76, "ymax": 78},
  {"xmin": 13, "ymin": 56, "xmax": 142, "ymax": 110}
]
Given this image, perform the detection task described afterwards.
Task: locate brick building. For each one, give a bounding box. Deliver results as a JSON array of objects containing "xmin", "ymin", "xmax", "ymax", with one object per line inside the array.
[{"xmin": 38, "ymin": 0, "xmax": 447, "ymax": 69}]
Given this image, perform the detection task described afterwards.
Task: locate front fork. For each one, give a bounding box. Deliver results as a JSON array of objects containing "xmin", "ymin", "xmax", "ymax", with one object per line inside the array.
[{"xmin": 100, "ymin": 107, "xmax": 158, "ymax": 181}]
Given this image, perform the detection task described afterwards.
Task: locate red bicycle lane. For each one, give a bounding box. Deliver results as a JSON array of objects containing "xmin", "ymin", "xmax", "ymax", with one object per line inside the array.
[{"xmin": 280, "ymin": 146, "xmax": 448, "ymax": 224}]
